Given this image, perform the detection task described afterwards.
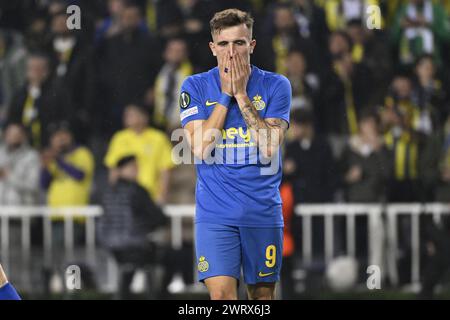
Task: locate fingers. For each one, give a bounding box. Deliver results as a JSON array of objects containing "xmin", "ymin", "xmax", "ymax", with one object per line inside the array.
[
  {"xmin": 225, "ymin": 51, "xmax": 231, "ymax": 75},
  {"xmin": 232, "ymin": 52, "xmax": 241, "ymax": 79},
  {"xmin": 236, "ymin": 52, "xmax": 250, "ymax": 76}
]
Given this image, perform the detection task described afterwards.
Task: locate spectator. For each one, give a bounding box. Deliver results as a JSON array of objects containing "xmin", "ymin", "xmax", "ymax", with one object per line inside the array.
[
  {"xmin": 320, "ymin": 0, "xmax": 383, "ymax": 32},
  {"xmin": 383, "ymin": 73, "xmax": 433, "ymax": 136},
  {"xmin": 49, "ymin": 10, "xmax": 96, "ymax": 144},
  {"xmin": 284, "ymin": 109, "xmax": 336, "ymax": 204},
  {"xmin": 291, "ymin": 0, "xmax": 330, "ymax": 68},
  {"xmin": 0, "ymin": 123, "xmax": 40, "ymax": 205},
  {"xmin": 96, "ymin": 3, "xmax": 162, "ymax": 134},
  {"xmin": 95, "ymin": 0, "xmax": 148, "ymax": 44},
  {"xmin": 283, "ymin": 109, "xmax": 338, "ymax": 261},
  {"xmin": 285, "ymin": 49, "xmax": 320, "ymax": 113},
  {"xmin": 339, "ymin": 109, "xmax": 390, "ymax": 202},
  {"xmin": 381, "ymin": 77, "xmax": 422, "ymax": 202},
  {"xmin": 153, "ymin": 37, "xmax": 193, "ymax": 131},
  {"xmin": 322, "ymin": 41, "xmax": 372, "ymax": 147},
  {"xmin": 0, "ymin": 30, "xmax": 27, "ymax": 124},
  {"xmin": 412, "ymin": 54, "xmax": 446, "ymax": 130},
  {"xmin": 98, "ymin": 155, "xmax": 168, "ymax": 299},
  {"xmin": 39, "ymin": 122, "xmax": 95, "ymax": 286},
  {"xmin": 256, "ymin": 3, "xmax": 315, "ymax": 73},
  {"xmin": 154, "ymin": 0, "xmax": 217, "ymax": 70},
  {"xmin": 345, "ymin": 19, "xmax": 392, "ymax": 102},
  {"xmin": 7, "ymin": 53, "xmax": 73, "ymax": 148},
  {"xmin": 104, "ymin": 104, "xmax": 174, "ymax": 204},
  {"xmin": 390, "ymin": 0, "xmax": 450, "ymax": 68},
  {"xmin": 40, "ymin": 122, "xmax": 95, "ymax": 222},
  {"xmin": 339, "ymin": 109, "xmax": 390, "ymax": 276}
]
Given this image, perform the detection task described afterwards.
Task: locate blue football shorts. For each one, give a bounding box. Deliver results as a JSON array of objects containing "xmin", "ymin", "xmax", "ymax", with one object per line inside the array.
[{"xmin": 195, "ymin": 222, "xmax": 283, "ymax": 285}]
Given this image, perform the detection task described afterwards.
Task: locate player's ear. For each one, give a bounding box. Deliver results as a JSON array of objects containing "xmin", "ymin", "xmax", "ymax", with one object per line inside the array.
[
  {"xmin": 250, "ymin": 39, "xmax": 256, "ymax": 54},
  {"xmin": 209, "ymin": 42, "xmax": 217, "ymax": 56}
]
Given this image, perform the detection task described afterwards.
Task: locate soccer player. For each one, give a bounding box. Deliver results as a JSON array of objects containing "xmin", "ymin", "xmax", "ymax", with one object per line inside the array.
[
  {"xmin": 0, "ymin": 264, "xmax": 21, "ymax": 300},
  {"xmin": 179, "ymin": 9, "xmax": 291, "ymax": 300}
]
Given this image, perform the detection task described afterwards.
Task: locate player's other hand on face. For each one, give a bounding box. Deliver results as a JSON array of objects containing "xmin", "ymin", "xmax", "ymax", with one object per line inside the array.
[
  {"xmin": 219, "ymin": 51, "xmax": 233, "ymax": 97},
  {"xmin": 232, "ymin": 52, "xmax": 250, "ymax": 98}
]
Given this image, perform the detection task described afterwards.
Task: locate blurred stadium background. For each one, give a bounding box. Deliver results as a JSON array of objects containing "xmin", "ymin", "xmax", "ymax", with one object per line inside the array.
[{"xmin": 0, "ymin": 0, "xmax": 450, "ymax": 299}]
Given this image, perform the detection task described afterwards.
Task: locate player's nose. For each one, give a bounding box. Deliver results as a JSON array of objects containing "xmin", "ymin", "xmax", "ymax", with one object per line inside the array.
[{"xmin": 228, "ymin": 43, "xmax": 235, "ymax": 57}]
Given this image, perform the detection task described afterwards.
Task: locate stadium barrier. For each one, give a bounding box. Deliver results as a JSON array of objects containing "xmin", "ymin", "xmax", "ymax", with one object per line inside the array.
[{"xmin": 1, "ymin": 203, "xmax": 450, "ymax": 293}]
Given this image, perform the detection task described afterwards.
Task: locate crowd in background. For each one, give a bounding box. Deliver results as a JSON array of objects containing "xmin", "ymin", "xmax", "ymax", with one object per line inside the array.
[{"xmin": 0, "ymin": 0, "xmax": 450, "ymax": 298}]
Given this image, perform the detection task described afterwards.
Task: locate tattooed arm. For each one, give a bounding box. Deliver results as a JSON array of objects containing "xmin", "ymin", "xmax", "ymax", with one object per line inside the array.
[
  {"xmin": 232, "ymin": 53, "xmax": 288, "ymax": 158},
  {"xmin": 235, "ymin": 95, "xmax": 288, "ymax": 158}
]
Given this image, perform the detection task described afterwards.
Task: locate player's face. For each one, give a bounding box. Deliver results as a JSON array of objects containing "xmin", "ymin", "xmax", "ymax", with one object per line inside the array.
[{"xmin": 209, "ymin": 24, "xmax": 256, "ymax": 64}]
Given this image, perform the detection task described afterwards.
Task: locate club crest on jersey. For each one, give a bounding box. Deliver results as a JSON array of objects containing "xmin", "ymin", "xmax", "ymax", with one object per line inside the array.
[
  {"xmin": 197, "ymin": 256, "xmax": 209, "ymax": 272},
  {"xmin": 180, "ymin": 91, "xmax": 191, "ymax": 109},
  {"xmin": 252, "ymin": 94, "xmax": 266, "ymax": 110}
]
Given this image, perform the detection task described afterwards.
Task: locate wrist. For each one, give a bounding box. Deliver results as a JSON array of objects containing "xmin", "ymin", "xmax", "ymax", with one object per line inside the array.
[
  {"xmin": 234, "ymin": 93, "xmax": 248, "ymax": 103},
  {"xmin": 218, "ymin": 92, "xmax": 232, "ymax": 108}
]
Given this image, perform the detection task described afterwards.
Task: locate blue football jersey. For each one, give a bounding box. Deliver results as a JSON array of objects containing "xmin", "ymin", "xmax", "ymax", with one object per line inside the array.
[{"xmin": 179, "ymin": 65, "xmax": 291, "ymax": 227}]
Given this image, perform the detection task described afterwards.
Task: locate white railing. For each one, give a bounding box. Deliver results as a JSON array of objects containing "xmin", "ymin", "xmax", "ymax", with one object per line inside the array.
[
  {"xmin": 1, "ymin": 203, "xmax": 450, "ymax": 292},
  {"xmin": 296, "ymin": 203, "xmax": 450, "ymax": 288}
]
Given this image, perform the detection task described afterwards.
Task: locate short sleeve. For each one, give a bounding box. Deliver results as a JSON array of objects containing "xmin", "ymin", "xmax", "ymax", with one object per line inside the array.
[
  {"xmin": 104, "ymin": 133, "xmax": 121, "ymax": 168},
  {"xmin": 264, "ymin": 75, "xmax": 292, "ymax": 125},
  {"xmin": 77, "ymin": 148, "xmax": 95, "ymax": 178},
  {"xmin": 179, "ymin": 76, "xmax": 208, "ymax": 127}
]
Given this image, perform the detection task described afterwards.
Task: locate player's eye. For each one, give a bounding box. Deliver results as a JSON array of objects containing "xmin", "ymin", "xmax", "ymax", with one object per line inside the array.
[
  {"xmin": 217, "ymin": 42, "xmax": 228, "ymax": 47},
  {"xmin": 235, "ymin": 40, "xmax": 245, "ymax": 45}
]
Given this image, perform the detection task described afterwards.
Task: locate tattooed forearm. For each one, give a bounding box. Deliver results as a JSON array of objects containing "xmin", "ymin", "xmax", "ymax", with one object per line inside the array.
[{"xmin": 236, "ymin": 96, "xmax": 287, "ymax": 157}]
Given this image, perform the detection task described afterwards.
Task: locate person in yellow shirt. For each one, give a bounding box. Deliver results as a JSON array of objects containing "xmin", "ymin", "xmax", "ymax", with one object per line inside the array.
[
  {"xmin": 41, "ymin": 123, "xmax": 95, "ymax": 210},
  {"xmin": 40, "ymin": 122, "xmax": 95, "ymax": 282},
  {"xmin": 104, "ymin": 104, "xmax": 174, "ymax": 204}
]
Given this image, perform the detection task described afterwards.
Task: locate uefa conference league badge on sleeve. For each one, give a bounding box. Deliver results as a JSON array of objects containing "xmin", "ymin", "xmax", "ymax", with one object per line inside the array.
[{"xmin": 180, "ymin": 91, "xmax": 191, "ymax": 109}]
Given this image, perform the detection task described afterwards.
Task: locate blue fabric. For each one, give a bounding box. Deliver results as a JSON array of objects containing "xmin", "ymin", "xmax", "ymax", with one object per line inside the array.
[
  {"xmin": 0, "ymin": 283, "xmax": 21, "ymax": 300},
  {"xmin": 195, "ymin": 222, "xmax": 283, "ymax": 284},
  {"xmin": 40, "ymin": 168, "xmax": 53, "ymax": 189},
  {"xmin": 56, "ymin": 157, "xmax": 85, "ymax": 181},
  {"xmin": 179, "ymin": 65, "xmax": 291, "ymax": 227},
  {"xmin": 218, "ymin": 92, "xmax": 232, "ymax": 108}
]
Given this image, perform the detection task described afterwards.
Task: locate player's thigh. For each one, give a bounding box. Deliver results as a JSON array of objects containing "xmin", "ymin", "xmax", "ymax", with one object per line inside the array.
[
  {"xmin": 240, "ymin": 227, "xmax": 283, "ymax": 286},
  {"xmin": 195, "ymin": 223, "xmax": 241, "ymax": 283}
]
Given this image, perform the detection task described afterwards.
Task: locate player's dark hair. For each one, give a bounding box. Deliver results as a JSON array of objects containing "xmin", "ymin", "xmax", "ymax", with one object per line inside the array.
[{"xmin": 210, "ymin": 9, "xmax": 254, "ymax": 37}]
